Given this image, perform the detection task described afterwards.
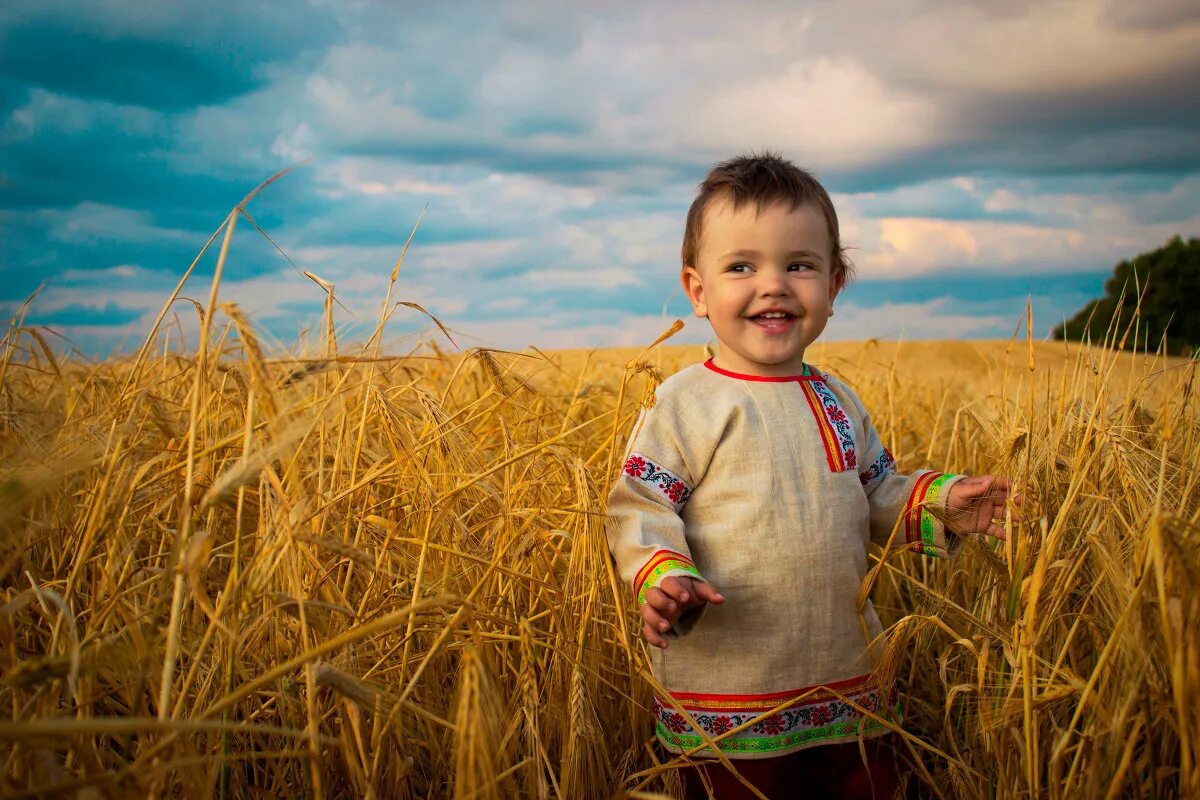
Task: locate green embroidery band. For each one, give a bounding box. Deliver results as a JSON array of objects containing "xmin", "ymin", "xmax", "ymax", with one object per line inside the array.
[
  {"xmin": 919, "ymin": 473, "xmax": 957, "ymax": 557},
  {"xmin": 657, "ymin": 701, "xmax": 902, "ymax": 754},
  {"xmin": 637, "ymin": 558, "xmax": 701, "ymax": 606}
]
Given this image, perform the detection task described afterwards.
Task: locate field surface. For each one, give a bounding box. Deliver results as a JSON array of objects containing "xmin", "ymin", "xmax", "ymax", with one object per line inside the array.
[{"xmin": 1, "ymin": 297, "xmax": 1197, "ymax": 798}]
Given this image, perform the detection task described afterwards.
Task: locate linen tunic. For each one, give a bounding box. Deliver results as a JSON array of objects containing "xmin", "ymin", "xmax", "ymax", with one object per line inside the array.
[{"xmin": 605, "ymin": 357, "xmax": 963, "ymax": 758}]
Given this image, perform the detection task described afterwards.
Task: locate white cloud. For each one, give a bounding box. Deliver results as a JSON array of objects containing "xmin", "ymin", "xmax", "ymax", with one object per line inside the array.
[
  {"xmin": 58, "ymin": 263, "xmax": 146, "ymax": 282},
  {"xmin": 452, "ymin": 310, "xmax": 708, "ymax": 352},
  {"xmin": 522, "ymin": 267, "xmax": 640, "ymax": 289},
  {"xmin": 320, "ymin": 159, "xmax": 459, "ymax": 197},
  {"xmin": 435, "ymin": 296, "xmax": 1024, "ymax": 353},
  {"xmin": 33, "ymin": 281, "xmax": 176, "ymax": 314},
  {"xmin": 270, "ymin": 121, "xmax": 316, "ymax": 162},
  {"xmin": 826, "ymin": 299, "xmax": 1012, "ymax": 341},
  {"xmin": 483, "ymin": 296, "xmax": 528, "ymax": 312},
  {"xmin": 660, "ymin": 58, "xmax": 943, "ymax": 169},
  {"xmin": 834, "ymin": 0, "xmax": 1200, "ymax": 95},
  {"xmin": 837, "ymin": 178, "xmax": 1200, "ymax": 278},
  {"xmin": 47, "ymin": 202, "xmax": 197, "ymax": 244},
  {"xmin": 401, "ymin": 239, "xmax": 526, "ymax": 274}
]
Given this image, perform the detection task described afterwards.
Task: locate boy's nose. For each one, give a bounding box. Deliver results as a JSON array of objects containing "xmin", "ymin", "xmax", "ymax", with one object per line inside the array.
[{"xmin": 757, "ymin": 269, "xmax": 789, "ymax": 295}]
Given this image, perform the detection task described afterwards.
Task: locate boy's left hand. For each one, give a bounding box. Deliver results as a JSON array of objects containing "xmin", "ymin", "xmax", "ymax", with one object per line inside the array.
[{"xmin": 945, "ymin": 475, "xmax": 1020, "ymax": 539}]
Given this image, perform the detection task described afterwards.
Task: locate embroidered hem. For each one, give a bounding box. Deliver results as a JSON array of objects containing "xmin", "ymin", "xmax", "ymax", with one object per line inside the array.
[
  {"xmin": 635, "ymin": 550, "xmax": 701, "ymax": 606},
  {"xmin": 654, "ymin": 674, "xmax": 901, "ymax": 757},
  {"xmin": 903, "ymin": 471, "xmax": 958, "ymax": 556}
]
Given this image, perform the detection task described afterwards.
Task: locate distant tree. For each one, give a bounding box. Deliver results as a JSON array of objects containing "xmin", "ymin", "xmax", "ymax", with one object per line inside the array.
[{"xmin": 1053, "ymin": 236, "xmax": 1200, "ymax": 355}]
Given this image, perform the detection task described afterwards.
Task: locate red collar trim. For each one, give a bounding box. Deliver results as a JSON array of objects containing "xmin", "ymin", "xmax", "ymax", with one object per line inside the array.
[{"xmin": 703, "ymin": 357, "xmax": 820, "ymax": 382}]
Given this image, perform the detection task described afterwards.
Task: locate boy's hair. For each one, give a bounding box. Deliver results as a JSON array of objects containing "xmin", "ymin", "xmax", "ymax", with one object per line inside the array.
[{"xmin": 681, "ymin": 151, "xmax": 853, "ymax": 283}]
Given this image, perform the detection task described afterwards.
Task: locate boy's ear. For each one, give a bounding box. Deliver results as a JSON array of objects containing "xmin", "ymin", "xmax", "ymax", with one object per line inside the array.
[
  {"xmin": 827, "ymin": 269, "xmax": 845, "ymax": 316},
  {"xmin": 681, "ymin": 265, "xmax": 708, "ymax": 318}
]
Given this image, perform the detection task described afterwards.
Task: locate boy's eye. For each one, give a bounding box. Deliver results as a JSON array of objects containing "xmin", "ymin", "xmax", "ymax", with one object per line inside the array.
[{"xmin": 726, "ymin": 262, "xmax": 816, "ymax": 273}]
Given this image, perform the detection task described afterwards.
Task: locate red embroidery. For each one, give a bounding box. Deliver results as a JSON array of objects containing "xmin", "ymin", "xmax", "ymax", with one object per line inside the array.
[
  {"xmin": 653, "ymin": 675, "xmax": 900, "ymax": 754},
  {"xmin": 800, "ymin": 379, "xmax": 857, "ymax": 472},
  {"xmin": 622, "ymin": 452, "xmax": 692, "ymax": 508},
  {"xmin": 859, "ymin": 448, "xmax": 896, "ymax": 491}
]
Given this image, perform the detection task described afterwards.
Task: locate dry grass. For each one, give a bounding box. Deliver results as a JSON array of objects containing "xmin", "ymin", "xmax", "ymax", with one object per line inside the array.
[{"xmin": 1, "ymin": 207, "xmax": 1198, "ymax": 798}]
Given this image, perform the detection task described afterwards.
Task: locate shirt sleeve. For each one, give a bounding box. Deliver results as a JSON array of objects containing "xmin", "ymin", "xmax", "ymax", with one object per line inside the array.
[
  {"xmin": 830, "ymin": 376, "xmax": 966, "ymax": 558},
  {"xmin": 605, "ymin": 388, "xmax": 711, "ymax": 634}
]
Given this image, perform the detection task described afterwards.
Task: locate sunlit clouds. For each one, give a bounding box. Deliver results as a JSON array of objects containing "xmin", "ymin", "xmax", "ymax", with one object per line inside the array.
[{"xmin": 1, "ymin": 0, "xmax": 1197, "ymax": 354}]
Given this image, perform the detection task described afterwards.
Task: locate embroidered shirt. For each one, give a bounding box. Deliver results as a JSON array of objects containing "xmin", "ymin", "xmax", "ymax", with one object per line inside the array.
[{"xmin": 605, "ymin": 357, "xmax": 964, "ymax": 759}]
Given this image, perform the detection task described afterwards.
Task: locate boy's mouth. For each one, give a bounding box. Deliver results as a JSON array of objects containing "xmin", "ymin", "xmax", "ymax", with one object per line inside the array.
[{"xmin": 748, "ymin": 312, "xmax": 797, "ymax": 332}]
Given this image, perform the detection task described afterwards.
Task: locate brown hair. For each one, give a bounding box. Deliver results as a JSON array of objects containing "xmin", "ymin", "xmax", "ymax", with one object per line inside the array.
[{"xmin": 681, "ymin": 151, "xmax": 852, "ymax": 283}]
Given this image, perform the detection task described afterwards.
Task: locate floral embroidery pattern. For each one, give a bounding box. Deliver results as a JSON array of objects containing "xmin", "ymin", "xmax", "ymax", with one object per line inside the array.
[
  {"xmin": 859, "ymin": 447, "xmax": 896, "ymax": 493},
  {"xmin": 799, "ymin": 379, "xmax": 857, "ymax": 472},
  {"xmin": 622, "ymin": 452, "xmax": 692, "ymax": 510},
  {"xmin": 653, "ymin": 675, "xmax": 900, "ymax": 755},
  {"xmin": 903, "ymin": 471, "xmax": 958, "ymax": 557},
  {"xmin": 635, "ymin": 550, "xmax": 701, "ymax": 606}
]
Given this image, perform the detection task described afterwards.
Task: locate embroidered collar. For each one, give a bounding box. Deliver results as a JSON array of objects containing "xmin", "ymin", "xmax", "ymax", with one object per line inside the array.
[{"xmin": 703, "ymin": 357, "xmax": 820, "ymax": 381}]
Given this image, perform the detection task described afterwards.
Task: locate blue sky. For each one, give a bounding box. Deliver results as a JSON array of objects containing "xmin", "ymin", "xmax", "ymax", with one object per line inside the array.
[{"xmin": 2, "ymin": 0, "xmax": 1198, "ymax": 355}]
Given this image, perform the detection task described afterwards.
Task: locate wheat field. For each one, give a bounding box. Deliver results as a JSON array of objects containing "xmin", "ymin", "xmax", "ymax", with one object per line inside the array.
[{"xmin": 1, "ymin": 211, "xmax": 1197, "ymax": 798}]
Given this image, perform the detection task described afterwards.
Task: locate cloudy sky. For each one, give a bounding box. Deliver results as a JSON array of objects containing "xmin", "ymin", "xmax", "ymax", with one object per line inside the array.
[{"xmin": 2, "ymin": 0, "xmax": 1198, "ymax": 356}]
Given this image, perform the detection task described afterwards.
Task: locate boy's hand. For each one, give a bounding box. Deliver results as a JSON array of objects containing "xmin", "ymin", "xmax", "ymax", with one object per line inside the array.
[
  {"xmin": 945, "ymin": 475, "xmax": 1022, "ymax": 539},
  {"xmin": 639, "ymin": 576, "xmax": 725, "ymax": 649}
]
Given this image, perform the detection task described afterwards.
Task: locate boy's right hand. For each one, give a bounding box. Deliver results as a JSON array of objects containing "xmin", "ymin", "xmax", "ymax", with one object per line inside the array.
[{"xmin": 640, "ymin": 576, "xmax": 725, "ymax": 649}]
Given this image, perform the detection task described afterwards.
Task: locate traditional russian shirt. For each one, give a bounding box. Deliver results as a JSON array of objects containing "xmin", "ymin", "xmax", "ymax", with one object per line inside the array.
[{"xmin": 605, "ymin": 357, "xmax": 964, "ymax": 759}]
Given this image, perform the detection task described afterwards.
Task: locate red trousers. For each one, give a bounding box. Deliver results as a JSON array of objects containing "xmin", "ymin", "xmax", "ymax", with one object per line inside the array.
[{"xmin": 680, "ymin": 736, "xmax": 903, "ymax": 800}]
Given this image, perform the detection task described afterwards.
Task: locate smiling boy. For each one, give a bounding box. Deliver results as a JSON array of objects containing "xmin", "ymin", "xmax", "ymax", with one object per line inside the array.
[{"xmin": 605, "ymin": 153, "xmax": 1015, "ymax": 798}]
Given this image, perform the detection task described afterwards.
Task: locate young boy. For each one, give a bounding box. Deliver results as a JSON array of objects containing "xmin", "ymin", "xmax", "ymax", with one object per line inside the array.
[{"xmin": 605, "ymin": 153, "xmax": 1015, "ymax": 799}]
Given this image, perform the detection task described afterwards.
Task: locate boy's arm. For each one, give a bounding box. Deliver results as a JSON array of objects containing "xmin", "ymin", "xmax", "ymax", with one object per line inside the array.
[
  {"xmin": 605, "ymin": 399, "xmax": 713, "ymax": 635},
  {"xmin": 829, "ymin": 376, "xmax": 966, "ymax": 557},
  {"xmin": 861, "ymin": 442, "xmax": 964, "ymax": 557}
]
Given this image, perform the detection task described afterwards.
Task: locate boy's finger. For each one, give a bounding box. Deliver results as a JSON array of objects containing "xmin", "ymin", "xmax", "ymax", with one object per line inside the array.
[
  {"xmin": 693, "ymin": 581, "xmax": 725, "ymax": 604},
  {"xmin": 643, "ymin": 621, "xmax": 669, "ymax": 649},
  {"xmin": 640, "ymin": 602, "xmax": 673, "ymax": 632},
  {"xmin": 987, "ymin": 521, "xmax": 1008, "ymax": 540},
  {"xmin": 643, "ymin": 587, "xmax": 678, "ymax": 615},
  {"xmin": 656, "ymin": 578, "xmax": 691, "ymax": 605}
]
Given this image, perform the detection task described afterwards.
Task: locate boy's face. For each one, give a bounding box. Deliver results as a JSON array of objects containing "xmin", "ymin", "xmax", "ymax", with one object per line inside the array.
[{"xmin": 681, "ymin": 195, "xmax": 842, "ymax": 377}]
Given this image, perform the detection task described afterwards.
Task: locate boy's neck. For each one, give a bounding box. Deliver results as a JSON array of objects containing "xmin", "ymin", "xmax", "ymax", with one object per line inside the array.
[{"xmin": 709, "ymin": 351, "xmax": 811, "ymax": 379}]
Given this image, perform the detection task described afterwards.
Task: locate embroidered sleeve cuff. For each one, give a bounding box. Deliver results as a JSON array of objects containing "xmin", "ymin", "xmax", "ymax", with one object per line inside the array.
[
  {"xmin": 635, "ymin": 549, "xmax": 703, "ymax": 606},
  {"xmin": 901, "ymin": 471, "xmax": 966, "ymax": 558}
]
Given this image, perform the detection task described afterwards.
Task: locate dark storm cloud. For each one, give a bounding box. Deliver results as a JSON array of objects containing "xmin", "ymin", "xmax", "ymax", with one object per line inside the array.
[
  {"xmin": 1, "ymin": 24, "xmax": 268, "ymax": 111},
  {"xmin": 0, "ymin": 96, "xmax": 248, "ymax": 214},
  {"xmin": 1101, "ymin": 0, "xmax": 1200, "ymax": 30},
  {"xmin": 0, "ymin": 0, "xmax": 340, "ymax": 110}
]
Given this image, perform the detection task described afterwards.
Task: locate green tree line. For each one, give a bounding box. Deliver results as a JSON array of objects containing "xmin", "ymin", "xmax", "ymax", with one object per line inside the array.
[{"xmin": 1053, "ymin": 235, "xmax": 1200, "ymax": 355}]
